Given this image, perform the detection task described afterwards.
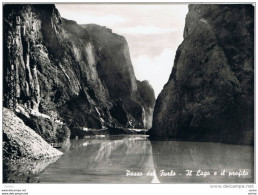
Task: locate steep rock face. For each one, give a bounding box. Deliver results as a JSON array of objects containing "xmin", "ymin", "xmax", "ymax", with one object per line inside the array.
[
  {"xmin": 4, "ymin": 4, "xmax": 70, "ymax": 143},
  {"xmin": 136, "ymin": 80, "xmax": 155, "ymax": 129},
  {"xmin": 82, "ymin": 24, "xmax": 155, "ymax": 129},
  {"xmin": 3, "ymin": 4, "xmax": 155, "ymax": 141},
  {"xmin": 149, "ymin": 5, "xmax": 254, "ymax": 145}
]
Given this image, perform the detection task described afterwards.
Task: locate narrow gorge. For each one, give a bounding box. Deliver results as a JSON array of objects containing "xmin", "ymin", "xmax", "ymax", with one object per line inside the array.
[
  {"xmin": 3, "ymin": 4, "xmax": 155, "ymax": 161},
  {"xmin": 2, "ymin": 4, "xmax": 254, "ymax": 184}
]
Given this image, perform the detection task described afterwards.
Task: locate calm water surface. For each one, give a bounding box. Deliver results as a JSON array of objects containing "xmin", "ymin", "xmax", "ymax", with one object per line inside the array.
[{"xmin": 4, "ymin": 135, "xmax": 254, "ymax": 183}]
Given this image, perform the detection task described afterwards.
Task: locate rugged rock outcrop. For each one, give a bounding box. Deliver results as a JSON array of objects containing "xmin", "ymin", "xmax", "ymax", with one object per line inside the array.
[
  {"xmin": 3, "ymin": 4, "xmax": 155, "ymax": 143},
  {"xmin": 149, "ymin": 4, "xmax": 254, "ymax": 145},
  {"xmin": 3, "ymin": 108, "xmax": 63, "ymax": 162}
]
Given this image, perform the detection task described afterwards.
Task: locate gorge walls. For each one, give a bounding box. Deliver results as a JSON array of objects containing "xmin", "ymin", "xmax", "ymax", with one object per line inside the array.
[
  {"xmin": 3, "ymin": 4, "xmax": 155, "ymax": 145},
  {"xmin": 149, "ymin": 4, "xmax": 254, "ymax": 145}
]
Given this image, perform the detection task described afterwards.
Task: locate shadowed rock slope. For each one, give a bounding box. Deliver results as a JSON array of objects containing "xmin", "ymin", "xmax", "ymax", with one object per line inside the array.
[
  {"xmin": 3, "ymin": 4, "xmax": 155, "ymax": 143},
  {"xmin": 149, "ymin": 4, "xmax": 254, "ymax": 145},
  {"xmin": 3, "ymin": 108, "xmax": 63, "ymax": 162}
]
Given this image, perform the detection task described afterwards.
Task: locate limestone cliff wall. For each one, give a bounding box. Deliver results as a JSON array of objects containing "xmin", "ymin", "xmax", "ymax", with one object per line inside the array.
[
  {"xmin": 3, "ymin": 4, "xmax": 155, "ymax": 142},
  {"xmin": 149, "ymin": 4, "xmax": 254, "ymax": 145}
]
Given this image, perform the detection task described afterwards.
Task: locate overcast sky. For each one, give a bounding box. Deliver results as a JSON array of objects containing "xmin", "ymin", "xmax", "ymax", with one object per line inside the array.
[{"xmin": 56, "ymin": 4, "xmax": 189, "ymax": 98}]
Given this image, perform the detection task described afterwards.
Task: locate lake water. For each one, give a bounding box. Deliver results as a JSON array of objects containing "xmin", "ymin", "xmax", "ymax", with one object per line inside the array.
[{"xmin": 3, "ymin": 135, "xmax": 254, "ymax": 183}]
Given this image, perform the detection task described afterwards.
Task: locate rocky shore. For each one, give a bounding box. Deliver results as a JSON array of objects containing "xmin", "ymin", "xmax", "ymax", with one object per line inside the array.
[{"xmin": 3, "ymin": 108, "xmax": 63, "ymax": 162}]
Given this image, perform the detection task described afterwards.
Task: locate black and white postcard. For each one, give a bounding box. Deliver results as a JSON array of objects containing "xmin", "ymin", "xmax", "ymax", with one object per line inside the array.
[{"xmin": 1, "ymin": 1, "xmax": 256, "ymax": 195}]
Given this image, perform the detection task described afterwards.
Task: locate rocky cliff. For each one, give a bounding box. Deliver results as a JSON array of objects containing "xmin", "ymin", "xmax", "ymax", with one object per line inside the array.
[
  {"xmin": 149, "ymin": 4, "xmax": 254, "ymax": 145},
  {"xmin": 3, "ymin": 108, "xmax": 63, "ymax": 162},
  {"xmin": 82, "ymin": 24, "xmax": 155, "ymax": 129},
  {"xmin": 3, "ymin": 4, "xmax": 155, "ymax": 143}
]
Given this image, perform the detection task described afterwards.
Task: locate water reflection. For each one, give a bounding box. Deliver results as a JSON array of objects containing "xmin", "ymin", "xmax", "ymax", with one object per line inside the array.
[
  {"xmin": 4, "ymin": 136, "xmax": 254, "ymax": 183},
  {"xmin": 151, "ymin": 141, "xmax": 254, "ymax": 183},
  {"xmin": 40, "ymin": 136, "xmax": 155, "ymax": 183},
  {"xmin": 40, "ymin": 137, "xmax": 253, "ymax": 183},
  {"xmin": 3, "ymin": 157, "xmax": 60, "ymax": 183}
]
